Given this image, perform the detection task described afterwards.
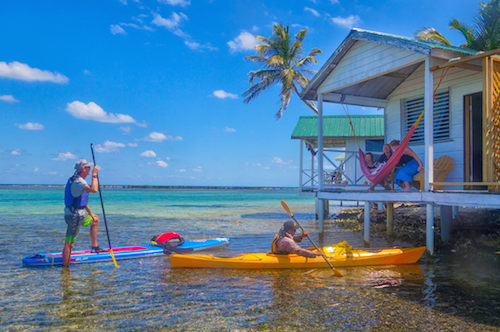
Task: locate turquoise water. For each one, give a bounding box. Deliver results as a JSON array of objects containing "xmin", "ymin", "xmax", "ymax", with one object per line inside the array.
[{"xmin": 1, "ymin": 187, "xmax": 499, "ymax": 330}]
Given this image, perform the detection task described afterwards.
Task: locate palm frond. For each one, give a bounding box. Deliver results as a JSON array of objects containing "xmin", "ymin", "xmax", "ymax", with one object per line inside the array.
[
  {"xmin": 248, "ymin": 69, "xmax": 280, "ymax": 84},
  {"xmin": 243, "ymin": 22, "xmax": 322, "ymax": 119},
  {"xmin": 415, "ymin": 27, "xmax": 452, "ymax": 46}
]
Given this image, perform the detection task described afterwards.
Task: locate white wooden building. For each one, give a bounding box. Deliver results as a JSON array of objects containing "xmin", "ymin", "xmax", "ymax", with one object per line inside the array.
[{"xmin": 300, "ymin": 28, "xmax": 500, "ymax": 254}]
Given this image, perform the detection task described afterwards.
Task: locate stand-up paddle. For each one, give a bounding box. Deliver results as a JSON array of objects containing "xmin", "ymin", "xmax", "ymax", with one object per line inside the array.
[
  {"xmin": 280, "ymin": 200, "xmax": 343, "ymax": 277},
  {"xmin": 90, "ymin": 143, "xmax": 118, "ymax": 268}
]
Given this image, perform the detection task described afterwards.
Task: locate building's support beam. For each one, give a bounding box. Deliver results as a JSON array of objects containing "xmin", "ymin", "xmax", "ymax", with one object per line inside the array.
[
  {"xmin": 440, "ymin": 205, "xmax": 453, "ymax": 243},
  {"xmin": 386, "ymin": 203, "xmax": 394, "ymax": 236},
  {"xmin": 364, "ymin": 201, "xmax": 370, "ymax": 246},
  {"xmin": 322, "ymin": 93, "xmax": 388, "ymax": 108},
  {"xmin": 299, "ymin": 139, "xmax": 303, "ymax": 188},
  {"xmin": 424, "ymin": 56, "xmax": 434, "ymax": 192},
  {"xmin": 316, "ymin": 198, "xmax": 324, "ymax": 230},
  {"xmin": 318, "ymin": 94, "xmax": 324, "ymax": 191},
  {"xmin": 426, "ymin": 204, "xmax": 435, "ymax": 255}
]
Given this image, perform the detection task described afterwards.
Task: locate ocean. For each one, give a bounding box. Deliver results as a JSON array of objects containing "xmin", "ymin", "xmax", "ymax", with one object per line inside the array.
[{"xmin": 1, "ymin": 186, "xmax": 499, "ymax": 330}]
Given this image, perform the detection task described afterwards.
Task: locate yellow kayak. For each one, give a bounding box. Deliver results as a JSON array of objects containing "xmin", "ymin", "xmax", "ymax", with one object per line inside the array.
[{"xmin": 170, "ymin": 246, "xmax": 426, "ymax": 269}]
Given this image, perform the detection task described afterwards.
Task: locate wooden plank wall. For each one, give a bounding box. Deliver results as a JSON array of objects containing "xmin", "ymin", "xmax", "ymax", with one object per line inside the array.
[{"xmin": 318, "ymin": 41, "xmax": 424, "ymax": 94}]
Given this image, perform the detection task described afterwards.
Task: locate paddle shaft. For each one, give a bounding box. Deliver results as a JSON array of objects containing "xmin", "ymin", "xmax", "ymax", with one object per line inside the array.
[
  {"xmin": 280, "ymin": 201, "xmax": 342, "ymax": 277},
  {"xmin": 90, "ymin": 144, "xmax": 118, "ymax": 268}
]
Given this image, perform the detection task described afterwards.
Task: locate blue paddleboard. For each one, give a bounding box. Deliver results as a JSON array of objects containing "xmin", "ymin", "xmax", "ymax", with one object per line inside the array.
[{"xmin": 22, "ymin": 238, "xmax": 230, "ymax": 266}]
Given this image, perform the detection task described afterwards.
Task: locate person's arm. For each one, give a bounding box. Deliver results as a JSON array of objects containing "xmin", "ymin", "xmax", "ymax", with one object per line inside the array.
[
  {"xmin": 83, "ymin": 166, "xmax": 99, "ymax": 193},
  {"xmin": 287, "ymin": 237, "xmax": 319, "ymax": 258},
  {"xmin": 293, "ymin": 231, "xmax": 308, "ymax": 243},
  {"xmin": 85, "ymin": 205, "xmax": 99, "ymax": 223},
  {"xmin": 404, "ymin": 147, "xmax": 423, "ymax": 171}
]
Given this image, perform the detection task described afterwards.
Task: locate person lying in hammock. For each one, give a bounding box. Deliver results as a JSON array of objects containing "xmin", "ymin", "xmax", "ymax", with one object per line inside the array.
[
  {"xmin": 368, "ymin": 144, "xmax": 392, "ymax": 191},
  {"xmin": 389, "ymin": 140, "xmax": 423, "ymax": 192}
]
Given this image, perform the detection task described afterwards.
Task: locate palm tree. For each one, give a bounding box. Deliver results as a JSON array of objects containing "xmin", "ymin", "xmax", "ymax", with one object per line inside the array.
[
  {"xmin": 243, "ymin": 23, "xmax": 321, "ymax": 120},
  {"xmin": 416, "ymin": 0, "xmax": 500, "ymax": 51}
]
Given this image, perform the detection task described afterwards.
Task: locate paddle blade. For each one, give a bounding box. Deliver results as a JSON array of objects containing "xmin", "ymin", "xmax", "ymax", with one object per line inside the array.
[
  {"xmin": 280, "ymin": 200, "xmax": 293, "ymax": 217},
  {"xmin": 109, "ymin": 249, "xmax": 118, "ymax": 268}
]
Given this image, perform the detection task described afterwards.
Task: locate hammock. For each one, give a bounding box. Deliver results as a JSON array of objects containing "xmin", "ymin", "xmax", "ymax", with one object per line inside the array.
[{"xmin": 359, "ymin": 111, "xmax": 424, "ymax": 184}]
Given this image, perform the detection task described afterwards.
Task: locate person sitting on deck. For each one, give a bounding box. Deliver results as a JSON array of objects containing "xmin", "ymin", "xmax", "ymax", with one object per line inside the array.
[
  {"xmin": 368, "ymin": 144, "xmax": 393, "ymax": 191},
  {"xmin": 389, "ymin": 140, "xmax": 423, "ymax": 192},
  {"xmin": 365, "ymin": 152, "xmax": 376, "ymax": 171},
  {"xmin": 271, "ymin": 221, "xmax": 319, "ymax": 258}
]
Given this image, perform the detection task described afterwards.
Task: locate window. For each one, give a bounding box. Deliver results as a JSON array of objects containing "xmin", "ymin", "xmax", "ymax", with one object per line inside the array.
[
  {"xmin": 402, "ymin": 90, "xmax": 450, "ymax": 144},
  {"xmin": 365, "ymin": 139, "xmax": 384, "ymax": 152}
]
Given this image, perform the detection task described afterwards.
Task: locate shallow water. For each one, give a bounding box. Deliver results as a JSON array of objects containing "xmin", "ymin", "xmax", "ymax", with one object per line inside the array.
[{"xmin": 1, "ymin": 187, "xmax": 499, "ymax": 330}]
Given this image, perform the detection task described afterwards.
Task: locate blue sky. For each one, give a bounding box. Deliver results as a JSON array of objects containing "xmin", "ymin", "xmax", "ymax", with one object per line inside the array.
[{"xmin": 0, "ymin": 0, "xmax": 477, "ymax": 186}]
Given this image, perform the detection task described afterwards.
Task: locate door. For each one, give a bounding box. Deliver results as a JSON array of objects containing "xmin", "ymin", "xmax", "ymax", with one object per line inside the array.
[{"xmin": 464, "ymin": 92, "xmax": 483, "ymax": 189}]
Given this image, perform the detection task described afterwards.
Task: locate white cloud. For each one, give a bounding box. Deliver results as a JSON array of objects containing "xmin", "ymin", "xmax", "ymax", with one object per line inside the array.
[
  {"xmin": 224, "ymin": 126, "xmax": 236, "ymax": 133},
  {"xmin": 213, "ymin": 90, "xmax": 237, "ymax": 99},
  {"xmin": 94, "ymin": 140, "xmax": 126, "ymax": 153},
  {"xmin": 11, "ymin": 149, "xmax": 21, "ymax": 156},
  {"xmin": 145, "ymin": 131, "xmax": 167, "ymax": 142},
  {"xmin": 156, "ymin": 160, "xmax": 168, "ymax": 167},
  {"xmin": 0, "ymin": 61, "xmax": 69, "ymax": 83},
  {"xmin": 304, "ymin": 7, "xmax": 320, "ymax": 17},
  {"xmin": 184, "ymin": 40, "xmax": 217, "ymax": 51},
  {"xmin": 177, "ymin": 168, "xmax": 186, "ymax": 173},
  {"xmin": 0, "ymin": 94, "xmax": 19, "ymax": 103},
  {"xmin": 15, "ymin": 122, "xmax": 44, "ymax": 130},
  {"xmin": 128, "ymin": 142, "xmax": 138, "ymax": 147},
  {"xmin": 110, "ymin": 24, "xmax": 126, "ymax": 35},
  {"xmin": 330, "ymin": 0, "xmax": 339, "ymax": 4},
  {"xmin": 331, "ymin": 15, "xmax": 360, "ymax": 28},
  {"xmin": 144, "ymin": 131, "xmax": 183, "ymax": 142},
  {"xmin": 228, "ymin": 31, "xmax": 258, "ymax": 52},
  {"xmin": 140, "ymin": 150, "xmax": 157, "ymax": 158},
  {"xmin": 34, "ymin": 167, "xmax": 39, "ymax": 173},
  {"xmin": 120, "ymin": 126, "xmax": 133, "ymax": 134},
  {"xmin": 158, "ymin": 0, "xmax": 191, "ymax": 6},
  {"xmin": 152, "ymin": 12, "xmax": 188, "ymax": 37},
  {"xmin": 66, "ymin": 101, "xmax": 136, "ymax": 124},
  {"xmin": 192, "ymin": 166, "xmax": 203, "ymax": 172},
  {"xmin": 272, "ymin": 156, "xmax": 293, "ymax": 165},
  {"xmin": 53, "ymin": 152, "xmax": 77, "ymax": 161},
  {"xmin": 83, "ymin": 69, "xmax": 91, "ymax": 75}
]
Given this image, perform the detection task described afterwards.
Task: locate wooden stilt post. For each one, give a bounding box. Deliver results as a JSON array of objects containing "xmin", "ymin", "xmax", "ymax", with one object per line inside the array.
[
  {"xmin": 364, "ymin": 201, "xmax": 370, "ymax": 247},
  {"xmin": 426, "ymin": 204, "xmax": 434, "ymax": 255},
  {"xmin": 318, "ymin": 198, "xmax": 324, "ymax": 231},
  {"xmin": 440, "ymin": 205, "xmax": 452, "ymax": 243},
  {"xmin": 386, "ymin": 202, "xmax": 394, "ymax": 236}
]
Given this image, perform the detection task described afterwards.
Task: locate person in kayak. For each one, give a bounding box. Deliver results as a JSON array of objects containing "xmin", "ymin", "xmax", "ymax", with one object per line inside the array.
[
  {"xmin": 62, "ymin": 159, "xmax": 103, "ymax": 267},
  {"xmin": 272, "ymin": 221, "xmax": 319, "ymax": 258}
]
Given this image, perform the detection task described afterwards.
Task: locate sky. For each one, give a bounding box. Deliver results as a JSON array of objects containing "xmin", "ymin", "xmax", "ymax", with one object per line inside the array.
[{"xmin": 0, "ymin": 0, "xmax": 479, "ymax": 186}]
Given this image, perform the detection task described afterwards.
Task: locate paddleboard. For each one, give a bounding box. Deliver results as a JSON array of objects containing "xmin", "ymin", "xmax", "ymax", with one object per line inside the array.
[{"xmin": 22, "ymin": 238, "xmax": 230, "ymax": 266}]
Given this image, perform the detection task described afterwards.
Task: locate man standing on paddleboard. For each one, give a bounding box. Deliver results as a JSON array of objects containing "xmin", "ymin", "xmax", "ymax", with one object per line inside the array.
[{"xmin": 62, "ymin": 159, "xmax": 103, "ymax": 267}]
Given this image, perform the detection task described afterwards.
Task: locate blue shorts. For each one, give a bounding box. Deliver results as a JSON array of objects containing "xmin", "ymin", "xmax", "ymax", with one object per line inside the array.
[{"xmin": 395, "ymin": 159, "xmax": 420, "ymax": 185}]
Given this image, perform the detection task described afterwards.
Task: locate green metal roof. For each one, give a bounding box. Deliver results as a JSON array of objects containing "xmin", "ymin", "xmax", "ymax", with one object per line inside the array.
[{"xmin": 291, "ymin": 115, "xmax": 384, "ymax": 139}]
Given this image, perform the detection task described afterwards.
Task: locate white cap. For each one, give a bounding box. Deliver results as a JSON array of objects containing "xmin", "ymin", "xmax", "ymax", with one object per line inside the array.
[{"xmin": 74, "ymin": 159, "xmax": 93, "ymax": 171}]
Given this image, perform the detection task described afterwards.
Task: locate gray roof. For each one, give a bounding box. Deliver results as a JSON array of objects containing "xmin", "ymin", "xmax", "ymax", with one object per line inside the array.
[{"xmin": 301, "ymin": 28, "xmax": 478, "ymax": 101}]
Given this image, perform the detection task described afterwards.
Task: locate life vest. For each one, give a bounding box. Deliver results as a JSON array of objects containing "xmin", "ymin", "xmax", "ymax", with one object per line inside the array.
[
  {"xmin": 271, "ymin": 229, "xmax": 287, "ymax": 254},
  {"xmin": 64, "ymin": 176, "xmax": 89, "ymax": 209},
  {"xmin": 151, "ymin": 232, "xmax": 185, "ymax": 254}
]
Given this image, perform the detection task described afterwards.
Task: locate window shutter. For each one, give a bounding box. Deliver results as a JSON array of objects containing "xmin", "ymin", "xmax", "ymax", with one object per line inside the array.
[{"xmin": 402, "ymin": 91, "xmax": 450, "ymax": 144}]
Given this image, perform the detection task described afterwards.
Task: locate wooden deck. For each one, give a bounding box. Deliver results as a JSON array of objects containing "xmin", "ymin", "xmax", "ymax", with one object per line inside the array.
[{"xmin": 306, "ymin": 188, "xmax": 500, "ymax": 209}]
